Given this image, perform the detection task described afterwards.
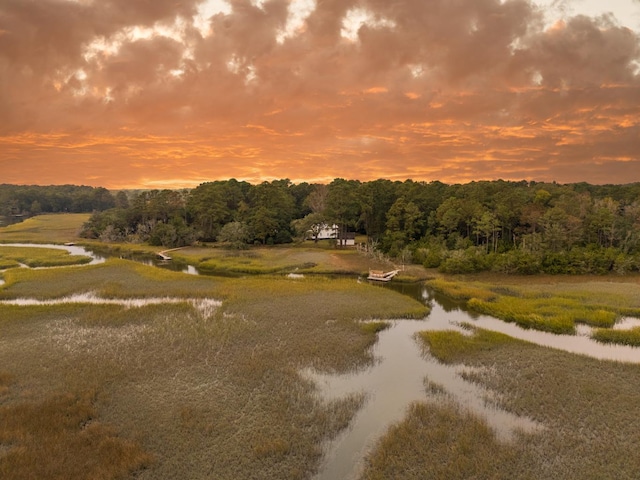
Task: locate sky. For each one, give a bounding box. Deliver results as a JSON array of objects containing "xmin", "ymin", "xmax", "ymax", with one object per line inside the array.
[{"xmin": 0, "ymin": 0, "xmax": 639, "ymax": 189}]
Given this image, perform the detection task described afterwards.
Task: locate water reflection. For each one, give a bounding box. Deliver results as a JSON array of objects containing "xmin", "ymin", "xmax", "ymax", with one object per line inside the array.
[
  {"xmin": 308, "ymin": 317, "xmax": 542, "ymax": 480},
  {"xmin": 612, "ymin": 316, "xmax": 640, "ymax": 330},
  {"xmin": 0, "ymin": 243, "xmax": 105, "ymax": 287}
]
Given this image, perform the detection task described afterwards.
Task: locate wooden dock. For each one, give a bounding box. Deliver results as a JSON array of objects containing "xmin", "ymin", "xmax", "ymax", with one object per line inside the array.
[{"xmin": 367, "ymin": 269, "xmax": 399, "ymax": 282}]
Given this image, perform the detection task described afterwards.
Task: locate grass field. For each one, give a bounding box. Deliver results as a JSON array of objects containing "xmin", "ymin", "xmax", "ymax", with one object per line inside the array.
[
  {"xmin": 5, "ymin": 215, "xmax": 640, "ymax": 479},
  {"xmin": 0, "ymin": 234, "xmax": 427, "ymax": 479},
  {"xmin": 0, "ymin": 260, "xmax": 425, "ymax": 479},
  {"xmin": 427, "ymin": 276, "xmax": 640, "ymax": 340},
  {"xmin": 0, "ymin": 245, "xmax": 92, "ymax": 268},
  {"xmin": 0, "ymin": 214, "xmax": 90, "ymax": 244}
]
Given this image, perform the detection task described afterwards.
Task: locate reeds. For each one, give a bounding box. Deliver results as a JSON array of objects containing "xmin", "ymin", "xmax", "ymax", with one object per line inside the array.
[
  {"xmin": 365, "ymin": 311, "xmax": 640, "ymax": 479},
  {"xmin": 0, "ymin": 258, "xmax": 223, "ymax": 300},
  {"xmin": 0, "ymin": 389, "xmax": 152, "ymax": 479},
  {"xmin": 361, "ymin": 402, "xmax": 529, "ymax": 480},
  {"xmin": 0, "ymin": 246, "xmax": 92, "ymax": 268},
  {"xmin": 430, "ymin": 277, "xmax": 630, "ymax": 336},
  {"xmin": 0, "ymin": 253, "xmax": 427, "ymax": 479},
  {"xmin": 360, "ymin": 321, "xmax": 391, "ymax": 335},
  {"xmin": 419, "ymin": 327, "xmax": 522, "ymax": 364},
  {"xmin": 592, "ymin": 326, "xmax": 640, "ymax": 346},
  {"xmin": 427, "ymin": 278, "xmax": 497, "ymax": 301}
]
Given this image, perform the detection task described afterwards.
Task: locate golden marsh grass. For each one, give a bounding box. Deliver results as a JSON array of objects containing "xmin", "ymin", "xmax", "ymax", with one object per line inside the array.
[
  {"xmin": 0, "ymin": 253, "xmax": 427, "ymax": 479},
  {"xmin": 6, "ymin": 216, "xmax": 640, "ymax": 478},
  {"xmin": 362, "ymin": 401, "xmax": 531, "ymax": 480},
  {"xmin": 592, "ymin": 326, "xmax": 640, "ymax": 346},
  {"xmin": 0, "ymin": 245, "xmax": 92, "ymax": 268},
  {"xmin": 429, "ymin": 276, "xmax": 640, "ymax": 339},
  {"xmin": 419, "ymin": 328, "xmax": 524, "ymax": 364},
  {"xmin": 0, "ymin": 388, "xmax": 153, "ymax": 479},
  {"xmin": 0, "ymin": 214, "xmax": 90, "ymax": 244},
  {"xmin": 0, "ymin": 258, "xmax": 221, "ymax": 300},
  {"xmin": 174, "ymin": 245, "xmax": 394, "ymax": 277}
]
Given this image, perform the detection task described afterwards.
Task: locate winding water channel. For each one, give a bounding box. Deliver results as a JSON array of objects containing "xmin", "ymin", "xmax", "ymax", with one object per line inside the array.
[
  {"xmin": 3, "ymin": 243, "xmax": 640, "ymax": 479},
  {"xmin": 307, "ymin": 315, "xmax": 543, "ymax": 480},
  {"xmin": 309, "ymin": 282, "xmax": 640, "ymax": 479}
]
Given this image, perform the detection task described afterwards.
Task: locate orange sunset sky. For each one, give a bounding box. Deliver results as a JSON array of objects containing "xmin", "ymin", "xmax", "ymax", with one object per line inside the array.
[{"xmin": 1, "ymin": 0, "xmax": 639, "ymax": 189}]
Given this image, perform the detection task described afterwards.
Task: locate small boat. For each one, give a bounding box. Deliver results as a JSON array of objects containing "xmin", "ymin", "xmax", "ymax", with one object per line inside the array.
[{"xmin": 367, "ymin": 269, "xmax": 399, "ymax": 282}]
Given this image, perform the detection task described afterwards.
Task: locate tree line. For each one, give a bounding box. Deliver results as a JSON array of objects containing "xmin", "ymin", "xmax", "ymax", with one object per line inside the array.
[
  {"xmin": 0, "ymin": 184, "xmax": 116, "ymax": 216},
  {"xmin": 5, "ymin": 179, "xmax": 640, "ymax": 274}
]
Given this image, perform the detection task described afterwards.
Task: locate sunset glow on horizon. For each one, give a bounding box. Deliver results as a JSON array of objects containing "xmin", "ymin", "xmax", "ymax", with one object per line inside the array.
[{"xmin": 1, "ymin": 0, "xmax": 639, "ymax": 189}]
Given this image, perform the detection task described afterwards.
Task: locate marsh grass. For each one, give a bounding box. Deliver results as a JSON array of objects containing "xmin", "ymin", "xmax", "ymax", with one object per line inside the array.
[
  {"xmin": 0, "ymin": 246, "xmax": 91, "ymax": 268},
  {"xmin": 385, "ymin": 326, "xmax": 640, "ymax": 479},
  {"xmin": 420, "ymin": 326, "xmax": 640, "ymax": 480},
  {"xmin": 0, "ymin": 253, "xmax": 427, "ymax": 479},
  {"xmin": 468, "ymin": 297, "xmax": 577, "ymax": 334},
  {"xmin": 0, "ymin": 259, "xmax": 18, "ymax": 269},
  {"xmin": 0, "ymin": 388, "xmax": 152, "ymax": 479},
  {"xmin": 427, "ymin": 278, "xmax": 497, "ymax": 301},
  {"xmin": 618, "ymin": 307, "xmax": 640, "ymax": 318},
  {"xmin": 359, "ymin": 321, "xmax": 391, "ymax": 335},
  {"xmin": 419, "ymin": 328, "xmax": 522, "ymax": 363},
  {"xmin": 0, "ymin": 372, "xmax": 13, "ymax": 397},
  {"xmin": 0, "ymin": 258, "xmax": 223, "ymax": 300},
  {"xmin": 13, "ymin": 216, "xmax": 640, "ymax": 478},
  {"xmin": 198, "ymin": 256, "xmax": 301, "ymax": 275},
  {"xmin": 0, "ymin": 214, "xmax": 90, "ymax": 244},
  {"xmin": 362, "ymin": 401, "xmax": 531, "ymax": 480},
  {"xmin": 84, "ymin": 242, "xmax": 164, "ymax": 257},
  {"xmin": 174, "ymin": 245, "xmax": 393, "ymax": 277},
  {"xmin": 430, "ymin": 277, "xmax": 637, "ymax": 337},
  {"xmin": 592, "ymin": 326, "xmax": 640, "ymax": 346},
  {"xmin": 392, "ymin": 273, "xmax": 423, "ymax": 283}
]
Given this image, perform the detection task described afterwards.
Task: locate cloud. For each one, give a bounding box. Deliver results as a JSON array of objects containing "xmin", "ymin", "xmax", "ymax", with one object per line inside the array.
[{"xmin": 0, "ymin": 0, "xmax": 639, "ymax": 187}]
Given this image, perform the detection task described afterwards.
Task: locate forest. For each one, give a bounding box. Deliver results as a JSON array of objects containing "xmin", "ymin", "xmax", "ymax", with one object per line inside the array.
[
  {"xmin": 5, "ymin": 179, "xmax": 640, "ymax": 275},
  {"xmin": 0, "ymin": 184, "xmax": 115, "ymax": 216}
]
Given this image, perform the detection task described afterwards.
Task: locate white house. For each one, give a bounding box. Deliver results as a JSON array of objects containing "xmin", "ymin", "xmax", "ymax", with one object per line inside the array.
[{"xmin": 314, "ymin": 223, "xmax": 339, "ymax": 240}]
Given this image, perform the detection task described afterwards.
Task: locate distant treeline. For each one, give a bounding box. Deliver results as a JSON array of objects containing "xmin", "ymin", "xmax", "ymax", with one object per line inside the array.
[
  {"xmin": 0, "ymin": 184, "xmax": 116, "ymax": 216},
  {"xmin": 5, "ymin": 179, "xmax": 640, "ymax": 274}
]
